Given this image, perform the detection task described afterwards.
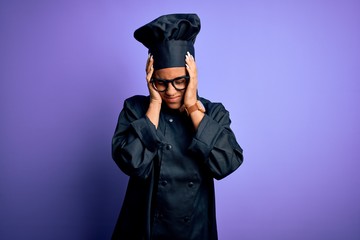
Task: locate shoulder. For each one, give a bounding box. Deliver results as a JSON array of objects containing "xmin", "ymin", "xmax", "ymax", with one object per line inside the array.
[
  {"xmin": 123, "ymin": 95, "xmax": 149, "ymax": 115},
  {"xmin": 125, "ymin": 95, "xmax": 149, "ymax": 105},
  {"xmin": 199, "ymin": 96, "xmax": 232, "ymax": 124},
  {"xmin": 199, "ymin": 97, "xmax": 227, "ymax": 114}
]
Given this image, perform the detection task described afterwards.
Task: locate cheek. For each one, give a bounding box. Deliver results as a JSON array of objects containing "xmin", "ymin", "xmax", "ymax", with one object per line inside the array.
[
  {"xmin": 159, "ymin": 92, "xmax": 166, "ymax": 100},
  {"xmin": 180, "ymin": 91, "xmax": 185, "ymax": 99}
]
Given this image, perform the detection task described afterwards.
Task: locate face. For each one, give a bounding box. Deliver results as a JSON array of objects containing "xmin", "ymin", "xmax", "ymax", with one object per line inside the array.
[{"xmin": 153, "ymin": 67, "xmax": 187, "ymax": 109}]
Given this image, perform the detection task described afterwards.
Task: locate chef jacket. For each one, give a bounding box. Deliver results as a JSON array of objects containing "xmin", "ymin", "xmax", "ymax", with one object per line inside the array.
[{"xmin": 111, "ymin": 95, "xmax": 243, "ymax": 240}]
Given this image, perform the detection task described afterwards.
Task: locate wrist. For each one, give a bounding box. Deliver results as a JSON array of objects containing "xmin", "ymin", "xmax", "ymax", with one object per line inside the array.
[
  {"xmin": 149, "ymin": 98, "xmax": 162, "ymax": 106},
  {"xmin": 148, "ymin": 100, "xmax": 161, "ymax": 113},
  {"xmin": 185, "ymin": 100, "xmax": 205, "ymax": 115},
  {"xmin": 184, "ymin": 98, "xmax": 197, "ymax": 108},
  {"xmin": 146, "ymin": 101, "xmax": 161, "ymax": 128}
]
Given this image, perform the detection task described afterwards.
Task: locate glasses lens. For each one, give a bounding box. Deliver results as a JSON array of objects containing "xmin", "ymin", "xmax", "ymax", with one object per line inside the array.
[
  {"xmin": 173, "ymin": 77, "xmax": 188, "ymax": 90},
  {"xmin": 153, "ymin": 80, "xmax": 167, "ymax": 92}
]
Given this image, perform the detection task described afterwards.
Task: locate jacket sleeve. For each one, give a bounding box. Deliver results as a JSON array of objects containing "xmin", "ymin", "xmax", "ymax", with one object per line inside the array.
[
  {"xmin": 112, "ymin": 97, "xmax": 160, "ymax": 179},
  {"xmin": 188, "ymin": 103, "xmax": 243, "ymax": 180}
]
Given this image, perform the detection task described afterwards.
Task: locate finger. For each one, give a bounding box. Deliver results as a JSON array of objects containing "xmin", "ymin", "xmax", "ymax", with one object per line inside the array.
[
  {"xmin": 146, "ymin": 55, "xmax": 154, "ymax": 77},
  {"xmin": 189, "ymin": 52, "xmax": 194, "ymax": 61},
  {"xmin": 185, "ymin": 53, "xmax": 196, "ymax": 67},
  {"xmin": 186, "ymin": 51, "xmax": 191, "ymax": 58},
  {"xmin": 185, "ymin": 52, "xmax": 191, "ymax": 63},
  {"xmin": 146, "ymin": 54, "xmax": 154, "ymax": 68},
  {"xmin": 145, "ymin": 54, "xmax": 151, "ymax": 71},
  {"xmin": 185, "ymin": 55, "xmax": 191, "ymax": 68},
  {"xmin": 185, "ymin": 59, "xmax": 197, "ymax": 75},
  {"xmin": 186, "ymin": 51, "xmax": 195, "ymax": 61},
  {"xmin": 146, "ymin": 69, "xmax": 153, "ymax": 83}
]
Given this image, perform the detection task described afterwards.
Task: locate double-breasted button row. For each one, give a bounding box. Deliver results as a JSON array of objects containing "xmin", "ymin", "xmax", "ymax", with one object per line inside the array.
[
  {"xmin": 155, "ymin": 212, "xmax": 164, "ymax": 219},
  {"xmin": 159, "ymin": 180, "xmax": 195, "ymax": 188}
]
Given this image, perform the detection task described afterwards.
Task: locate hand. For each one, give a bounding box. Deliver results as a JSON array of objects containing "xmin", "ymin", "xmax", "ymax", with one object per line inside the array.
[
  {"xmin": 146, "ymin": 54, "xmax": 162, "ymax": 104},
  {"xmin": 145, "ymin": 54, "xmax": 161, "ymax": 128},
  {"xmin": 184, "ymin": 52, "xmax": 198, "ymax": 107}
]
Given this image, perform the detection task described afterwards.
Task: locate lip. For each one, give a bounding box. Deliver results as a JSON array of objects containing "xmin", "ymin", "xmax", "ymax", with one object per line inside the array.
[{"xmin": 165, "ymin": 96, "xmax": 181, "ymax": 103}]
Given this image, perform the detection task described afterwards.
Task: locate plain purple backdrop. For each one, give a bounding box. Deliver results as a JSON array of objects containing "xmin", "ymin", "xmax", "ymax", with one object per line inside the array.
[{"xmin": 1, "ymin": 1, "xmax": 360, "ymax": 239}]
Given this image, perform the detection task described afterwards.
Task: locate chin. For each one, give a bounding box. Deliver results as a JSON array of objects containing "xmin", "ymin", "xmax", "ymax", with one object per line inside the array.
[{"xmin": 166, "ymin": 102, "xmax": 181, "ymax": 109}]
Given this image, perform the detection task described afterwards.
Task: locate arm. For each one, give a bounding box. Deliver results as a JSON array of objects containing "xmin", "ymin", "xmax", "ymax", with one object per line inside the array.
[
  {"xmin": 145, "ymin": 54, "xmax": 162, "ymax": 128},
  {"xmin": 188, "ymin": 102, "xmax": 244, "ymax": 180},
  {"xmin": 112, "ymin": 55, "xmax": 162, "ymax": 179},
  {"xmin": 184, "ymin": 52, "xmax": 204, "ymax": 129},
  {"xmin": 184, "ymin": 52, "xmax": 243, "ymax": 179},
  {"xmin": 112, "ymin": 97, "xmax": 160, "ymax": 179}
]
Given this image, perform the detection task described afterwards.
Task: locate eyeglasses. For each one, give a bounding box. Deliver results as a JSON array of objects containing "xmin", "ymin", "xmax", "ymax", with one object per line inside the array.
[{"xmin": 150, "ymin": 75, "xmax": 190, "ymax": 92}]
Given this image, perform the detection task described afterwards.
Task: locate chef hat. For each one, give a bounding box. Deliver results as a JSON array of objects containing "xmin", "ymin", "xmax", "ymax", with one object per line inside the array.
[{"xmin": 134, "ymin": 13, "xmax": 201, "ymax": 70}]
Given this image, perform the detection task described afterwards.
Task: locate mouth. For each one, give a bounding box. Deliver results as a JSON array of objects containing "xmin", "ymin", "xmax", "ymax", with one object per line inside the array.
[{"xmin": 165, "ymin": 96, "xmax": 181, "ymax": 103}]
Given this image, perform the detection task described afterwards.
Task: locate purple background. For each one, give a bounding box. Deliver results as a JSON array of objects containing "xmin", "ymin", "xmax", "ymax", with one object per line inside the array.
[{"xmin": 1, "ymin": 1, "xmax": 360, "ymax": 239}]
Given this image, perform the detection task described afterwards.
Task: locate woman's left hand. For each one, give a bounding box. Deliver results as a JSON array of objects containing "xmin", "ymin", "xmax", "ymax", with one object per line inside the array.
[{"xmin": 184, "ymin": 52, "xmax": 198, "ymax": 107}]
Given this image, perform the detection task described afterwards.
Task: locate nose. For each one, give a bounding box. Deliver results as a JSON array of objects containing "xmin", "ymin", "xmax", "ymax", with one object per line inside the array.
[{"xmin": 165, "ymin": 82, "xmax": 177, "ymax": 95}]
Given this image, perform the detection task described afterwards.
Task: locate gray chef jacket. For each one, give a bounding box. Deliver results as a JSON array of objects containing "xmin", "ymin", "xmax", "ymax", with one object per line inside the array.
[{"xmin": 111, "ymin": 95, "xmax": 243, "ymax": 240}]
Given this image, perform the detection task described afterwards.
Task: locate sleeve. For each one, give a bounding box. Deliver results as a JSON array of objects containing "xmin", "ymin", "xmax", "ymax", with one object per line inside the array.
[
  {"xmin": 188, "ymin": 103, "xmax": 244, "ymax": 180},
  {"xmin": 112, "ymin": 97, "xmax": 160, "ymax": 179}
]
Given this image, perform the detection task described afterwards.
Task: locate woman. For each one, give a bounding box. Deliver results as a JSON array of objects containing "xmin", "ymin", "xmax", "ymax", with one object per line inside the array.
[{"xmin": 112, "ymin": 13, "xmax": 243, "ymax": 240}]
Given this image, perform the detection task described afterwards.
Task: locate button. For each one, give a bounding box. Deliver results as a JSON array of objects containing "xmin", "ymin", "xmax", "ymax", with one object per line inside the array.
[
  {"xmin": 161, "ymin": 180, "xmax": 168, "ymax": 186},
  {"xmin": 155, "ymin": 212, "xmax": 163, "ymax": 219},
  {"xmin": 188, "ymin": 182, "xmax": 194, "ymax": 188},
  {"xmin": 166, "ymin": 144, "xmax": 172, "ymax": 150},
  {"xmin": 183, "ymin": 216, "xmax": 190, "ymax": 222},
  {"xmin": 168, "ymin": 118, "xmax": 174, "ymax": 123}
]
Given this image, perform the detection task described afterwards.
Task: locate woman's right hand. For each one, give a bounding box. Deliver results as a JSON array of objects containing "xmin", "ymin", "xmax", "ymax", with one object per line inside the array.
[{"xmin": 146, "ymin": 55, "xmax": 162, "ymax": 104}]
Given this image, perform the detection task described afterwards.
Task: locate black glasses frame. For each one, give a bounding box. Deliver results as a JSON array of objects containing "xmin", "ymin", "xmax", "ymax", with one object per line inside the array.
[{"xmin": 150, "ymin": 75, "xmax": 190, "ymax": 92}]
